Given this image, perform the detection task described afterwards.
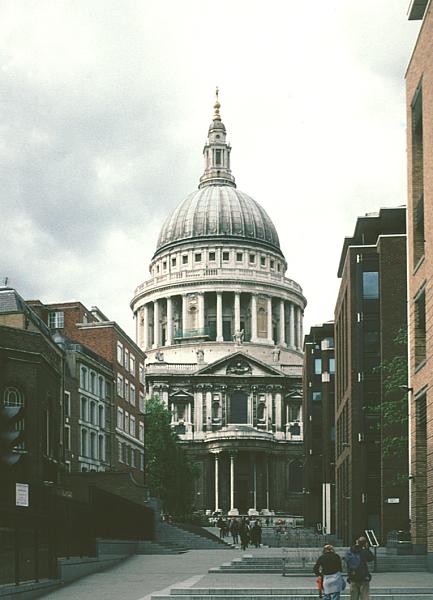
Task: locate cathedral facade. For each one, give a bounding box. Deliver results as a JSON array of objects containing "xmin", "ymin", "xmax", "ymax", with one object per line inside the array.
[{"xmin": 131, "ymin": 94, "xmax": 306, "ymax": 514}]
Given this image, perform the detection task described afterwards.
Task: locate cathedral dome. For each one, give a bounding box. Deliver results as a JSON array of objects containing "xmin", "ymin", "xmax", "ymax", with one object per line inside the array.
[{"xmin": 156, "ymin": 185, "xmax": 281, "ymax": 254}]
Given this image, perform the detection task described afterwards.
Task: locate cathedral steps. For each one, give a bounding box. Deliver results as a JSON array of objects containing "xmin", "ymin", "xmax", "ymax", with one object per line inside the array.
[
  {"xmin": 151, "ymin": 587, "xmax": 433, "ymax": 600},
  {"xmin": 154, "ymin": 522, "xmax": 234, "ymax": 552}
]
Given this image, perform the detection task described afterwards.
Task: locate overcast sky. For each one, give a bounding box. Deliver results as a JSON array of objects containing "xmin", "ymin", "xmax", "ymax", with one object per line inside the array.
[{"xmin": 0, "ymin": 0, "xmax": 421, "ymax": 339}]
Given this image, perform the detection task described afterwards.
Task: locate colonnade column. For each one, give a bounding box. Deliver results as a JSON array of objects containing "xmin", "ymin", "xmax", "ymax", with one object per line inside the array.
[
  {"xmin": 267, "ymin": 296, "xmax": 273, "ymax": 344},
  {"xmin": 230, "ymin": 453, "xmax": 235, "ymax": 511},
  {"xmin": 216, "ymin": 292, "xmax": 223, "ymax": 342},
  {"xmin": 296, "ymin": 306, "xmax": 302, "ymax": 349},
  {"xmin": 143, "ymin": 304, "xmax": 149, "ymax": 350},
  {"xmin": 198, "ymin": 293, "xmax": 205, "ymax": 331},
  {"xmin": 266, "ymin": 456, "xmax": 270, "ymax": 510},
  {"xmin": 279, "ymin": 299, "xmax": 286, "ymax": 347},
  {"xmin": 275, "ymin": 388, "xmax": 282, "ymax": 432},
  {"xmin": 252, "ymin": 455, "xmax": 257, "ymax": 509},
  {"xmin": 251, "ymin": 294, "xmax": 258, "ymax": 343},
  {"xmin": 153, "ymin": 300, "xmax": 160, "ymax": 348},
  {"xmin": 166, "ymin": 296, "xmax": 173, "ymax": 346},
  {"xmin": 289, "ymin": 303, "xmax": 295, "ymax": 348},
  {"xmin": 182, "ymin": 294, "xmax": 187, "ymax": 335},
  {"xmin": 234, "ymin": 292, "xmax": 241, "ymax": 333}
]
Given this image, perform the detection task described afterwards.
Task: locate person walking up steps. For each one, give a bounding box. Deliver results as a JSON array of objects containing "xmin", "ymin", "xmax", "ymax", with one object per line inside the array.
[
  {"xmin": 313, "ymin": 544, "xmax": 346, "ymax": 600},
  {"xmin": 345, "ymin": 536, "xmax": 374, "ymax": 600}
]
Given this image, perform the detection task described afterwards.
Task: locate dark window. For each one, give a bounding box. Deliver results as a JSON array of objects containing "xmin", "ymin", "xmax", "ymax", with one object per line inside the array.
[
  {"xmin": 260, "ymin": 256, "xmax": 266, "ymax": 267},
  {"xmin": 362, "ymin": 272, "xmax": 379, "ymax": 299},
  {"xmin": 209, "ymin": 251, "xmax": 216, "ymax": 261},
  {"xmin": 412, "ymin": 86, "xmax": 425, "ymax": 266},
  {"xmin": 314, "ymin": 358, "xmax": 322, "ymax": 374},
  {"xmin": 195, "ymin": 253, "xmax": 202, "ymax": 262},
  {"xmin": 312, "ymin": 391, "xmax": 322, "ymax": 401},
  {"xmin": 162, "ymin": 261, "xmax": 167, "ymax": 270},
  {"xmin": 229, "ymin": 391, "xmax": 248, "ymax": 423},
  {"xmin": 249, "ymin": 254, "xmax": 255, "ymax": 263},
  {"xmin": 329, "ymin": 358, "xmax": 335, "ymax": 373},
  {"xmin": 236, "ymin": 252, "xmax": 243, "ymax": 262},
  {"xmin": 270, "ymin": 260, "xmax": 274, "ymax": 269},
  {"xmin": 415, "ymin": 288, "xmax": 426, "ymax": 367},
  {"xmin": 171, "ymin": 257, "xmax": 176, "ymax": 267},
  {"xmin": 223, "ymin": 251, "xmax": 229, "ymax": 261},
  {"xmin": 182, "ymin": 255, "xmax": 188, "ymax": 264},
  {"xmin": 215, "ymin": 149, "xmax": 222, "ymax": 165}
]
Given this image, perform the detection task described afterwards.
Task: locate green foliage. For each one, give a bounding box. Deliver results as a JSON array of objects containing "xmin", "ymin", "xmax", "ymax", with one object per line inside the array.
[
  {"xmin": 372, "ymin": 328, "xmax": 409, "ymax": 467},
  {"xmin": 144, "ymin": 396, "xmax": 197, "ymax": 517}
]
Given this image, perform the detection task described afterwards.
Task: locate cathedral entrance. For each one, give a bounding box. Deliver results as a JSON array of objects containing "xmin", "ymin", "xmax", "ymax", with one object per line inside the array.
[{"xmin": 229, "ymin": 391, "xmax": 248, "ymax": 423}]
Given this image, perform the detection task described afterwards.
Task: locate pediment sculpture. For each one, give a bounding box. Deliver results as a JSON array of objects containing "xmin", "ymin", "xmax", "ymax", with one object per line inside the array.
[{"xmin": 226, "ymin": 359, "xmax": 252, "ymax": 375}]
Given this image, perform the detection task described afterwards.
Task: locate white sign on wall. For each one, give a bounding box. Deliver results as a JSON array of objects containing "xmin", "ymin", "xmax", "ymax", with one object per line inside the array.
[{"xmin": 15, "ymin": 483, "xmax": 29, "ymax": 507}]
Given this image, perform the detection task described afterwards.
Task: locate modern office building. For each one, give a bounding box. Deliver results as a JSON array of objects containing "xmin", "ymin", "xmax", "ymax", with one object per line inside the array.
[
  {"xmin": 131, "ymin": 94, "xmax": 306, "ymax": 514},
  {"xmin": 334, "ymin": 208, "xmax": 408, "ymax": 544},
  {"xmin": 303, "ymin": 322, "xmax": 335, "ymax": 534},
  {"xmin": 406, "ymin": 0, "xmax": 433, "ymax": 563}
]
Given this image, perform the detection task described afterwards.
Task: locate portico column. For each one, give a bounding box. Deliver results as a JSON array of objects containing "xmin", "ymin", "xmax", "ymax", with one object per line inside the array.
[
  {"xmin": 267, "ymin": 296, "xmax": 273, "ymax": 344},
  {"xmin": 251, "ymin": 294, "xmax": 258, "ymax": 342},
  {"xmin": 153, "ymin": 300, "xmax": 160, "ymax": 348},
  {"xmin": 289, "ymin": 303, "xmax": 295, "ymax": 348},
  {"xmin": 266, "ymin": 456, "xmax": 270, "ymax": 510},
  {"xmin": 195, "ymin": 388, "xmax": 203, "ymax": 433},
  {"xmin": 279, "ymin": 299, "xmax": 286, "ymax": 347},
  {"xmin": 206, "ymin": 388, "xmax": 212, "ymax": 431},
  {"xmin": 230, "ymin": 453, "xmax": 235, "ymax": 510},
  {"xmin": 216, "ymin": 292, "xmax": 223, "ymax": 342},
  {"xmin": 143, "ymin": 304, "xmax": 149, "ymax": 350},
  {"xmin": 299, "ymin": 308, "xmax": 303, "ymax": 349},
  {"xmin": 213, "ymin": 452, "xmax": 220, "ymax": 511},
  {"xmin": 266, "ymin": 389, "xmax": 273, "ymax": 431},
  {"xmin": 182, "ymin": 294, "xmax": 187, "ymax": 335},
  {"xmin": 234, "ymin": 292, "xmax": 241, "ymax": 333},
  {"xmin": 253, "ymin": 456, "xmax": 257, "ymax": 509},
  {"xmin": 166, "ymin": 296, "xmax": 173, "ymax": 346},
  {"xmin": 275, "ymin": 389, "xmax": 282, "ymax": 432},
  {"xmin": 198, "ymin": 292, "xmax": 205, "ymax": 331}
]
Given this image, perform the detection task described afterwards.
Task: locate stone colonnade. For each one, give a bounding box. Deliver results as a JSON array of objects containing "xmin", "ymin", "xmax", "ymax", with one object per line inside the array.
[{"xmin": 137, "ymin": 291, "xmax": 303, "ymax": 350}]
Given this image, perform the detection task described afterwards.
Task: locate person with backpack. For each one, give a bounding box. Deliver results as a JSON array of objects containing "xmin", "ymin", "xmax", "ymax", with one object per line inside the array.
[
  {"xmin": 344, "ymin": 536, "xmax": 374, "ymax": 599},
  {"xmin": 313, "ymin": 544, "xmax": 346, "ymax": 600}
]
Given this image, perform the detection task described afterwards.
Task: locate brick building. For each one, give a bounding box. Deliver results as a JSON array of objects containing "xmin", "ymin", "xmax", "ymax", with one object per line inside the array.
[
  {"xmin": 303, "ymin": 322, "xmax": 335, "ymax": 534},
  {"xmin": 334, "ymin": 208, "xmax": 409, "ymax": 544},
  {"xmin": 28, "ymin": 301, "xmax": 146, "ymax": 480},
  {"xmin": 0, "ymin": 287, "xmax": 64, "ymax": 501},
  {"xmin": 406, "ymin": 0, "xmax": 433, "ymax": 563}
]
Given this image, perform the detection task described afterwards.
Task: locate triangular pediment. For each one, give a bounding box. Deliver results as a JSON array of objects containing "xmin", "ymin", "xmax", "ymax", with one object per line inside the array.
[
  {"xmin": 285, "ymin": 389, "xmax": 302, "ymax": 400},
  {"xmin": 170, "ymin": 389, "xmax": 194, "ymax": 399},
  {"xmin": 194, "ymin": 351, "xmax": 284, "ymax": 377}
]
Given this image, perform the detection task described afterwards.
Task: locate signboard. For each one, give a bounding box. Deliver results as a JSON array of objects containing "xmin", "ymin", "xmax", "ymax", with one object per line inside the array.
[
  {"xmin": 386, "ymin": 497, "xmax": 400, "ymax": 504},
  {"xmin": 15, "ymin": 483, "xmax": 29, "ymax": 507}
]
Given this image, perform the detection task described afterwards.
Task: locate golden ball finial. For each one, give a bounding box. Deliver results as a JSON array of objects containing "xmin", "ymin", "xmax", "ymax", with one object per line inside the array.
[{"xmin": 213, "ymin": 86, "xmax": 221, "ymax": 119}]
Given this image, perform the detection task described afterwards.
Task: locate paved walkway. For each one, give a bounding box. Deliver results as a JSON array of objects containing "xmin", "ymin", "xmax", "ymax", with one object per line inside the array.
[{"xmin": 41, "ymin": 547, "xmax": 433, "ymax": 600}]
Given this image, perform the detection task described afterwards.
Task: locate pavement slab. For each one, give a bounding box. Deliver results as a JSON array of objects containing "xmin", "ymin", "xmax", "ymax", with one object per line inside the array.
[{"xmin": 40, "ymin": 548, "xmax": 433, "ymax": 600}]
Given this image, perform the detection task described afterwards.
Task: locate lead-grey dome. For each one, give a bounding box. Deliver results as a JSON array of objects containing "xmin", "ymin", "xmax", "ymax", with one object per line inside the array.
[{"xmin": 155, "ymin": 185, "xmax": 281, "ymax": 255}]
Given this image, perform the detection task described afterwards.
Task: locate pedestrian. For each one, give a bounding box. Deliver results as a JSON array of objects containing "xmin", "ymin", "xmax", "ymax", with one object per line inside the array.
[
  {"xmin": 345, "ymin": 536, "xmax": 374, "ymax": 600},
  {"xmin": 313, "ymin": 544, "xmax": 346, "ymax": 600},
  {"xmin": 239, "ymin": 518, "xmax": 250, "ymax": 551},
  {"xmin": 229, "ymin": 518, "xmax": 239, "ymax": 545},
  {"xmin": 217, "ymin": 516, "xmax": 225, "ymax": 539}
]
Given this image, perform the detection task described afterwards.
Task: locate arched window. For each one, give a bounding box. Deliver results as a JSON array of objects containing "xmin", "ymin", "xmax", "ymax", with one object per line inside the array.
[
  {"xmin": 98, "ymin": 435, "xmax": 105, "ymax": 461},
  {"xmin": 81, "ymin": 397, "xmax": 88, "ymax": 421},
  {"xmin": 288, "ymin": 460, "xmax": 303, "ymax": 492},
  {"xmin": 212, "ymin": 401, "xmax": 220, "ymax": 420},
  {"xmin": 89, "ymin": 401, "xmax": 96, "ymax": 425},
  {"xmin": 90, "ymin": 372, "xmax": 96, "ymax": 394},
  {"xmin": 90, "ymin": 432, "xmax": 96, "ymax": 459},
  {"xmin": 257, "ymin": 402, "xmax": 266, "ymax": 421},
  {"xmin": 229, "ymin": 391, "xmax": 248, "ymax": 424},
  {"xmin": 80, "ymin": 367, "xmax": 88, "ymax": 390},
  {"xmin": 4, "ymin": 387, "xmax": 24, "ymax": 407},
  {"xmin": 98, "ymin": 405, "xmax": 104, "ymax": 428},
  {"xmin": 98, "ymin": 376, "xmax": 104, "ymax": 398}
]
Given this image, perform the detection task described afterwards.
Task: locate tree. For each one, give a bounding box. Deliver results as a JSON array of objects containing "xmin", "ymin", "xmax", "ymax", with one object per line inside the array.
[{"xmin": 144, "ymin": 396, "xmax": 197, "ymax": 517}]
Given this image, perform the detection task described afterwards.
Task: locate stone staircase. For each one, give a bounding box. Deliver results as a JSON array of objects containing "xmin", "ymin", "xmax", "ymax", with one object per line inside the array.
[
  {"xmin": 208, "ymin": 548, "xmax": 428, "ymax": 574},
  {"xmin": 151, "ymin": 586, "xmax": 433, "ymax": 600},
  {"xmin": 152, "ymin": 522, "xmax": 233, "ymax": 553}
]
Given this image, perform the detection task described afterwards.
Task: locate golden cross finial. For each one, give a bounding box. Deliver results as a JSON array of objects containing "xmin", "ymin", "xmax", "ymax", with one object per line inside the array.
[{"xmin": 213, "ymin": 86, "xmax": 221, "ymax": 119}]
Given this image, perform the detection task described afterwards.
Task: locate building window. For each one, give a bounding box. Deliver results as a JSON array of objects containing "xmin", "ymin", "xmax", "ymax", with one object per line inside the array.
[
  {"xmin": 314, "ymin": 358, "xmax": 322, "ymax": 375},
  {"xmin": 64, "ymin": 425, "xmax": 71, "ymax": 450},
  {"xmin": 195, "ymin": 252, "xmax": 202, "ymax": 262},
  {"xmin": 124, "ymin": 380, "xmax": 129, "ymax": 403},
  {"xmin": 81, "ymin": 429, "xmax": 88, "ymax": 457},
  {"xmin": 98, "ymin": 376, "xmax": 104, "ymax": 398},
  {"xmin": 277, "ymin": 263, "xmax": 281, "ymax": 272},
  {"xmin": 140, "ymin": 452, "xmax": 144, "ymax": 471},
  {"xmin": 131, "ymin": 449, "xmax": 136, "ymax": 468},
  {"xmin": 289, "ymin": 404, "xmax": 300, "ymax": 421},
  {"xmin": 139, "ymin": 363, "xmax": 144, "ymax": 384},
  {"xmin": 139, "ymin": 421, "xmax": 144, "ymax": 442},
  {"xmin": 117, "ymin": 342, "xmax": 123, "ymax": 364},
  {"xmin": 89, "ymin": 401, "xmax": 96, "ymax": 424},
  {"xmin": 90, "ymin": 371, "xmax": 96, "ymax": 394},
  {"xmin": 156, "ymin": 265, "xmax": 159, "ymax": 273},
  {"xmin": 98, "ymin": 405, "xmax": 105, "ymax": 428},
  {"xmin": 118, "ymin": 441, "xmax": 123, "ymax": 463},
  {"xmin": 125, "ymin": 444, "xmax": 130, "ymax": 465},
  {"xmin": 260, "ymin": 256, "xmax": 266, "ymax": 267},
  {"xmin": 171, "ymin": 257, "xmax": 176, "ymax": 267},
  {"xmin": 209, "ymin": 251, "xmax": 216, "ymax": 261},
  {"xmin": 125, "ymin": 411, "xmax": 130, "ymax": 433},
  {"xmin": 236, "ymin": 252, "xmax": 243, "ymax": 262},
  {"xmin": 329, "ymin": 358, "xmax": 335, "ymax": 373},
  {"xmin": 415, "ymin": 287, "xmax": 426, "ymax": 367},
  {"xmin": 130, "ymin": 355, "xmax": 136, "ymax": 375},
  {"xmin": 117, "ymin": 374, "xmax": 124, "ymax": 397},
  {"xmin": 270, "ymin": 259, "xmax": 275, "ymax": 269},
  {"xmin": 249, "ymin": 254, "xmax": 255, "ymax": 264},
  {"xmin": 222, "ymin": 251, "xmax": 229, "ymax": 261},
  {"xmin": 80, "ymin": 367, "xmax": 88, "ymax": 390},
  {"xmin": 215, "ymin": 149, "xmax": 222, "ymax": 165},
  {"xmin": 117, "ymin": 408, "xmax": 124, "ymax": 430},
  {"xmin": 412, "ymin": 85, "xmax": 425, "ymax": 266},
  {"xmin": 81, "ymin": 397, "xmax": 88, "ymax": 421},
  {"xmin": 362, "ymin": 272, "xmax": 379, "ymax": 299},
  {"xmin": 124, "ymin": 348, "xmax": 129, "ymax": 370},
  {"xmin": 130, "ymin": 384, "xmax": 136, "ymax": 406},
  {"xmin": 98, "ymin": 435, "xmax": 105, "ymax": 461},
  {"xmin": 63, "ymin": 391, "xmax": 71, "ymax": 418},
  {"xmin": 312, "ymin": 391, "xmax": 322, "ymax": 402},
  {"xmin": 48, "ymin": 311, "xmax": 64, "ymax": 329},
  {"xmin": 182, "ymin": 255, "xmax": 188, "ymax": 265},
  {"xmin": 130, "ymin": 415, "xmax": 136, "ymax": 437},
  {"xmin": 162, "ymin": 261, "xmax": 167, "ymax": 270},
  {"xmin": 90, "ymin": 432, "xmax": 96, "ymax": 458}
]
